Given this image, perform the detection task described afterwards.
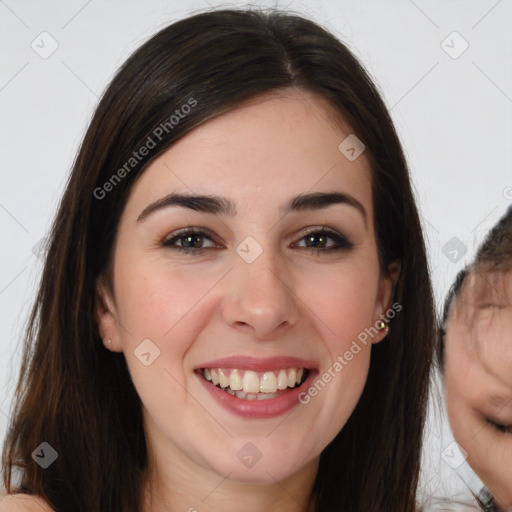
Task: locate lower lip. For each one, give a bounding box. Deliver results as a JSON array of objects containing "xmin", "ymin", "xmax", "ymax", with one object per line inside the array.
[{"xmin": 196, "ymin": 370, "xmax": 318, "ymax": 419}]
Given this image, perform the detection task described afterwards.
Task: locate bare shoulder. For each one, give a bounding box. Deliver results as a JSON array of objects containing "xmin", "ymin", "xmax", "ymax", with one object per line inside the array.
[{"xmin": 0, "ymin": 493, "xmax": 54, "ymax": 511}]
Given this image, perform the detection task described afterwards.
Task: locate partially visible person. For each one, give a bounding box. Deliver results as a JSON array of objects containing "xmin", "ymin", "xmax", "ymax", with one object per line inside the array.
[{"xmin": 439, "ymin": 204, "xmax": 512, "ymax": 511}]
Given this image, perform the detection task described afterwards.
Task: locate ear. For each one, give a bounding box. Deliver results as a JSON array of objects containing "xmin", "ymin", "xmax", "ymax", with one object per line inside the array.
[
  {"xmin": 95, "ymin": 277, "xmax": 121, "ymax": 351},
  {"xmin": 372, "ymin": 260, "xmax": 401, "ymax": 344}
]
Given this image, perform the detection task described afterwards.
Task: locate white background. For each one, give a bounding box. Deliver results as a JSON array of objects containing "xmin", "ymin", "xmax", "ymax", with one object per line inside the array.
[{"xmin": 0, "ymin": 0, "xmax": 511, "ymax": 505}]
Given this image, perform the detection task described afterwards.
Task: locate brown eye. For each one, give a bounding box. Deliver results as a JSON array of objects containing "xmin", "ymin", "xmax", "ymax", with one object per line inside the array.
[
  {"xmin": 161, "ymin": 228, "xmax": 221, "ymax": 255},
  {"xmin": 294, "ymin": 227, "xmax": 354, "ymax": 253}
]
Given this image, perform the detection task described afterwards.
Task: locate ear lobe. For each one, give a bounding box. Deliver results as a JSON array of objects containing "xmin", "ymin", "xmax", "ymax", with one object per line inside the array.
[{"xmin": 372, "ymin": 260, "xmax": 402, "ymax": 344}]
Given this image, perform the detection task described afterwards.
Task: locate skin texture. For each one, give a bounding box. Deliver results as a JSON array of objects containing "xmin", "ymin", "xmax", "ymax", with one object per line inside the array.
[
  {"xmin": 96, "ymin": 88, "xmax": 397, "ymax": 512},
  {"xmin": 0, "ymin": 493, "xmax": 53, "ymax": 512},
  {"xmin": 444, "ymin": 271, "xmax": 512, "ymax": 510}
]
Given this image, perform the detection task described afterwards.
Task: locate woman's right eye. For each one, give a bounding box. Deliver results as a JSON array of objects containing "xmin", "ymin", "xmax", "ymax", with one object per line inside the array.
[{"xmin": 161, "ymin": 228, "xmax": 220, "ymax": 255}]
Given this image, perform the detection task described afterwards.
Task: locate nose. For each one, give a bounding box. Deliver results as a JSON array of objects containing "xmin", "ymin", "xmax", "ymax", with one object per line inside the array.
[{"xmin": 221, "ymin": 247, "xmax": 301, "ymax": 341}]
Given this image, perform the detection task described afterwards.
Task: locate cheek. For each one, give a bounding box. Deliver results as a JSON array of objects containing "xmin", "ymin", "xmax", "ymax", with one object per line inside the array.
[
  {"xmin": 112, "ymin": 261, "xmax": 222, "ymax": 408},
  {"xmin": 295, "ymin": 261, "xmax": 379, "ymax": 439},
  {"xmin": 476, "ymin": 324, "xmax": 512, "ymax": 388},
  {"xmin": 445, "ymin": 378, "xmax": 512, "ymax": 491},
  {"xmin": 114, "ymin": 257, "xmax": 220, "ymax": 343},
  {"xmin": 444, "ymin": 342, "xmax": 477, "ymax": 434},
  {"xmin": 444, "ymin": 368, "xmax": 476, "ymax": 457},
  {"xmin": 298, "ymin": 258, "xmax": 381, "ymax": 355}
]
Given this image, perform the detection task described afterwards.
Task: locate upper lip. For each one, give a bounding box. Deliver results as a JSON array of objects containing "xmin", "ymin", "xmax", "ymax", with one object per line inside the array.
[{"xmin": 196, "ymin": 355, "xmax": 318, "ymax": 372}]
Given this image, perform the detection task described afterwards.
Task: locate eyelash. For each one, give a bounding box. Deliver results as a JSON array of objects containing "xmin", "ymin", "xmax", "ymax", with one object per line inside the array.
[
  {"xmin": 478, "ymin": 303, "xmax": 505, "ymax": 309},
  {"xmin": 485, "ymin": 417, "xmax": 512, "ymax": 434},
  {"xmin": 160, "ymin": 226, "xmax": 354, "ymax": 256}
]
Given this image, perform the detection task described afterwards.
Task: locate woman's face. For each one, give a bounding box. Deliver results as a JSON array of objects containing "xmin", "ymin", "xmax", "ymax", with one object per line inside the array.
[
  {"xmin": 96, "ymin": 89, "xmax": 395, "ymax": 484},
  {"xmin": 444, "ymin": 271, "xmax": 512, "ymax": 509}
]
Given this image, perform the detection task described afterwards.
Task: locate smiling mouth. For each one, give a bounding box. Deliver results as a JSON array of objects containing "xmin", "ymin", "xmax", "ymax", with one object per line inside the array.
[{"xmin": 198, "ymin": 367, "xmax": 310, "ymax": 401}]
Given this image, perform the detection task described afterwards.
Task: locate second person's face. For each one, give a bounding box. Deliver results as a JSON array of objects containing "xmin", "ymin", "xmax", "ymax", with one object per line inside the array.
[{"xmin": 444, "ymin": 271, "xmax": 512, "ymax": 509}]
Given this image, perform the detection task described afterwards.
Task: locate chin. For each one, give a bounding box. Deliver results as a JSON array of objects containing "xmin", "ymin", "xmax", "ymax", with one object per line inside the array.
[{"xmin": 205, "ymin": 444, "xmax": 317, "ymax": 484}]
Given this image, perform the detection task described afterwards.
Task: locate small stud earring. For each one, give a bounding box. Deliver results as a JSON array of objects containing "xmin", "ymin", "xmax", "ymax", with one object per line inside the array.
[
  {"xmin": 377, "ymin": 320, "xmax": 389, "ymax": 333},
  {"xmin": 108, "ymin": 338, "xmax": 112, "ymax": 347}
]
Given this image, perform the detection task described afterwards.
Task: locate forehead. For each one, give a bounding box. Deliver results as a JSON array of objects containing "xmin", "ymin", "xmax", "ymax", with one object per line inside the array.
[
  {"xmin": 448, "ymin": 271, "xmax": 512, "ymax": 323},
  {"xmin": 124, "ymin": 89, "xmax": 374, "ymax": 223},
  {"xmin": 445, "ymin": 270, "xmax": 512, "ymax": 388},
  {"xmin": 458, "ymin": 269, "xmax": 511, "ymax": 301}
]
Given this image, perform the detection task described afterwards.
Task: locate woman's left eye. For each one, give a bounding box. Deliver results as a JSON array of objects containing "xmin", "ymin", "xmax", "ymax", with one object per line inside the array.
[
  {"xmin": 293, "ymin": 227, "xmax": 354, "ymax": 252},
  {"xmin": 160, "ymin": 227, "xmax": 354, "ymax": 255}
]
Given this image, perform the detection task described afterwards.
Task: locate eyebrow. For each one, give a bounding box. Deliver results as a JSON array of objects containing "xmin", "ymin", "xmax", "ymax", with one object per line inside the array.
[{"xmin": 136, "ymin": 191, "xmax": 367, "ymax": 226}]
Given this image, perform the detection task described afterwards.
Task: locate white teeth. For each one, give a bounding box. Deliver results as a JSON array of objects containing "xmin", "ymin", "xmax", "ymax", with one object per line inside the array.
[
  {"xmin": 256, "ymin": 392, "xmax": 279, "ymax": 400},
  {"xmin": 242, "ymin": 370, "xmax": 260, "ymax": 394},
  {"xmin": 201, "ymin": 366, "xmax": 309, "ymax": 399},
  {"xmin": 287, "ymin": 368, "xmax": 297, "ymax": 387},
  {"xmin": 229, "ymin": 369, "xmax": 242, "ymax": 391},
  {"xmin": 277, "ymin": 369, "xmax": 288, "ymax": 390},
  {"xmin": 260, "ymin": 371, "xmax": 278, "ymax": 393},
  {"xmin": 218, "ymin": 368, "xmax": 229, "ymax": 388}
]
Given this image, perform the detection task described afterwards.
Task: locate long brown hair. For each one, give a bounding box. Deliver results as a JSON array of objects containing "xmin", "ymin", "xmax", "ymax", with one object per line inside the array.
[{"xmin": 2, "ymin": 7, "xmax": 435, "ymax": 511}]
